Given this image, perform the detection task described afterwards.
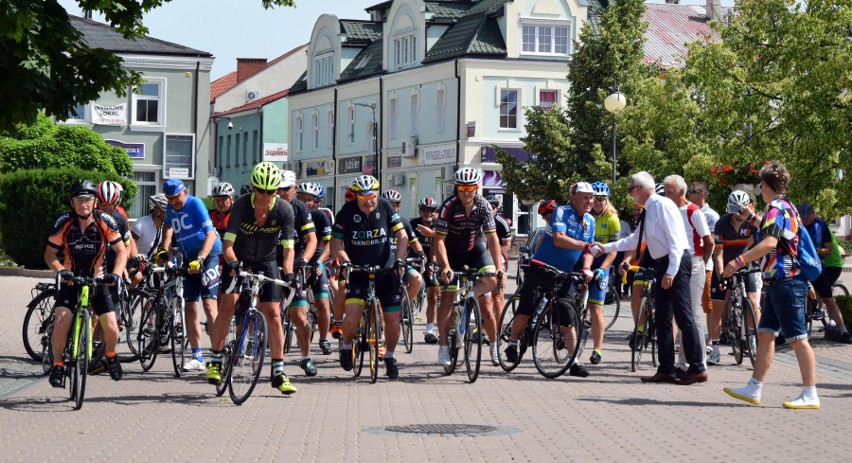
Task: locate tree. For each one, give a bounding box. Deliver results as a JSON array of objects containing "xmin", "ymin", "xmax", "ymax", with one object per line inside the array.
[{"xmin": 0, "ymin": 0, "xmax": 296, "ymax": 133}]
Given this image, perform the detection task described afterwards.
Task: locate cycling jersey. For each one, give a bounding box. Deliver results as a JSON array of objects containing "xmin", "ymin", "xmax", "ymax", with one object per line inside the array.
[
  {"xmin": 310, "ymin": 208, "xmax": 332, "ymax": 263},
  {"xmin": 332, "ymin": 198, "xmax": 404, "ymax": 268},
  {"xmin": 104, "ymin": 209, "xmax": 132, "ymax": 273},
  {"xmin": 434, "ymin": 195, "xmax": 496, "ymax": 254},
  {"xmin": 714, "ymin": 213, "xmax": 759, "ymax": 266},
  {"xmin": 390, "ymin": 216, "xmax": 419, "ymax": 254},
  {"xmin": 48, "ymin": 210, "xmax": 122, "ymax": 277},
  {"xmin": 533, "ymin": 204, "xmax": 595, "ymax": 273},
  {"xmin": 224, "ymin": 194, "xmax": 295, "ymax": 264},
  {"xmin": 592, "ymin": 212, "xmax": 620, "ymax": 244},
  {"xmin": 209, "ymin": 209, "xmax": 231, "ymax": 237},
  {"xmin": 131, "ymin": 215, "xmax": 162, "ymax": 259},
  {"xmin": 317, "ymin": 207, "xmax": 334, "ymax": 224},
  {"xmin": 759, "ymin": 197, "xmax": 801, "ymax": 280},
  {"xmin": 409, "ymin": 217, "xmax": 434, "ymax": 258},
  {"xmin": 288, "ymin": 198, "xmax": 316, "ymax": 261},
  {"xmin": 166, "ymin": 195, "xmax": 222, "ymax": 258}
]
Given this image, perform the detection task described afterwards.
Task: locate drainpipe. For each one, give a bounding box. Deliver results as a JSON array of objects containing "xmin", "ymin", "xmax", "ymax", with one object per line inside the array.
[
  {"xmin": 378, "ymin": 75, "xmax": 384, "ymax": 185},
  {"xmin": 257, "ymin": 106, "xmax": 263, "ymax": 168},
  {"xmin": 192, "ymin": 61, "xmax": 200, "ymax": 190},
  {"xmin": 332, "ymin": 88, "xmax": 338, "ymax": 205},
  {"xmin": 454, "ymin": 59, "xmax": 462, "ymax": 171}
]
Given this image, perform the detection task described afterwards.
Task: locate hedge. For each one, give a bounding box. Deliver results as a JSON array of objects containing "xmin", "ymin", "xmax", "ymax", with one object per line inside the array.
[{"xmin": 0, "ymin": 168, "xmax": 136, "ymax": 269}]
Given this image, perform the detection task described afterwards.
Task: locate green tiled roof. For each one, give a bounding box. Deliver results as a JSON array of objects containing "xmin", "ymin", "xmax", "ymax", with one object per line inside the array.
[
  {"xmin": 423, "ymin": 0, "xmax": 510, "ymax": 64},
  {"xmin": 288, "ymin": 71, "xmax": 308, "ymax": 95},
  {"xmin": 425, "ymin": 1, "xmax": 471, "ymax": 22},
  {"xmin": 339, "ymin": 20, "xmax": 384, "ymax": 44},
  {"xmin": 338, "ymin": 39, "xmax": 385, "ymax": 82}
]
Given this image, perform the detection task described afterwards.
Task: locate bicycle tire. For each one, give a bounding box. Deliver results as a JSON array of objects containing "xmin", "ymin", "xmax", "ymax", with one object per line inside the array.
[
  {"xmin": 496, "ymin": 294, "xmax": 522, "ymax": 372},
  {"xmin": 308, "ymin": 305, "xmax": 318, "ymax": 344},
  {"xmin": 74, "ymin": 310, "xmax": 91, "ymax": 410},
  {"xmin": 23, "ymin": 289, "xmax": 55, "ymax": 363},
  {"xmin": 463, "ymin": 296, "xmax": 483, "ymax": 383},
  {"xmin": 229, "ymin": 311, "xmax": 268, "ymax": 405},
  {"xmin": 368, "ymin": 299, "xmax": 382, "ymax": 384},
  {"xmin": 532, "ymin": 304, "xmax": 572, "ymax": 379},
  {"xmin": 805, "ymin": 297, "xmax": 816, "ymax": 337},
  {"xmin": 400, "ymin": 292, "xmax": 414, "ymax": 354},
  {"xmin": 730, "ymin": 299, "xmax": 744, "ymax": 365},
  {"xmin": 833, "ymin": 283, "xmax": 849, "ymax": 298},
  {"xmin": 217, "ymin": 339, "xmax": 234, "ymax": 397},
  {"xmin": 742, "ymin": 297, "xmax": 758, "ymax": 368},
  {"xmin": 137, "ymin": 296, "xmax": 160, "ymax": 372},
  {"xmin": 41, "ymin": 317, "xmax": 55, "ymax": 374},
  {"xmin": 631, "ymin": 297, "xmax": 651, "ymax": 372},
  {"xmin": 282, "ymin": 308, "xmax": 295, "ymax": 354},
  {"xmin": 116, "ymin": 288, "xmax": 142, "ymax": 363},
  {"xmin": 353, "ymin": 315, "xmax": 366, "ymax": 377},
  {"xmin": 170, "ymin": 297, "xmax": 187, "ymax": 377},
  {"xmin": 603, "ymin": 280, "xmax": 620, "ymax": 332},
  {"xmin": 444, "ymin": 306, "xmax": 460, "ymax": 376}
]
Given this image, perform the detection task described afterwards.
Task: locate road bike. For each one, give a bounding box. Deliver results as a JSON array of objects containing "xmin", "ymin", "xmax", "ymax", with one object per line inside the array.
[
  {"xmin": 398, "ymin": 257, "xmax": 424, "ymax": 354},
  {"xmin": 723, "ymin": 268, "xmax": 760, "ymax": 367},
  {"xmin": 442, "ymin": 266, "xmax": 493, "ymax": 383},
  {"xmin": 628, "ymin": 265, "xmax": 657, "ymax": 372},
  {"xmin": 282, "ymin": 261, "xmax": 319, "ymax": 354},
  {"xmin": 342, "ymin": 264, "xmax": 392, "ymax": 384},
  {"xmin": 23, "ymin": 282, "xmax": 56, "ymax": 364}
]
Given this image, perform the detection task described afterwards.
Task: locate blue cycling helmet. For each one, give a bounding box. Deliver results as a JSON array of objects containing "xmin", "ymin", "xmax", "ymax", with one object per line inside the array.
[
  {"xmin": 316, "ymin": 184, "xmax": 325, "ymax": 199},
  {"xmin": 591, "ymin": 181, "xmax": 610, "ymax": 196}
]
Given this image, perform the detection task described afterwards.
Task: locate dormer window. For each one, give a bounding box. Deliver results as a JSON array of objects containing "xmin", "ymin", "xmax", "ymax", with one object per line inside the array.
[
  {"xmin": 392, "ymin": 33, "xmax": 417, "ymax": 69},
  {"xmin": 521, "ymin": 20, "xmax": 571, "ymax": 57},
  {"xmin": 313, "ymin": 52, "xmax": 334, "ymax": 87}
]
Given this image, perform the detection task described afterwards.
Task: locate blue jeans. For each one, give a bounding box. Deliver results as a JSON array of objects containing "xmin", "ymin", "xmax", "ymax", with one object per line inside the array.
[{"xmin": 759, "ymin": 276, "xmax": 808, "ymax": 341}]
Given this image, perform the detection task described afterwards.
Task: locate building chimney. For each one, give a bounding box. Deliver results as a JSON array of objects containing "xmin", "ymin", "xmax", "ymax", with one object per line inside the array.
[
  {"xmin": 236, "ymin": 58, "xmax": 268, "ymax": 83},
  {"xmin": 664, "ymin": 0, "xmax": 680, "ymax": 4},
  {"xmin": 706, "ymin": 0, "xmax": 723, "ymax": 21}
]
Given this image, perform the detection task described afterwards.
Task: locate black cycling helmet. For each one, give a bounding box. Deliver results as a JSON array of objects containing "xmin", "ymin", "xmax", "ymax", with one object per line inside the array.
[
  {"xmin": 68, "ymin": 179, "xmax": 98, "ymax": 200},
  {"xmin": 239, "ymin": 183, "xmax": 253, "ymax": 196}
]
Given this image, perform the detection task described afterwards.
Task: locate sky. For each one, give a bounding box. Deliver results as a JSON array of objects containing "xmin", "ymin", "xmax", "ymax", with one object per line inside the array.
[{"xmin": 59, "ymin": 0, "xmax": 736, "ymax": 80}]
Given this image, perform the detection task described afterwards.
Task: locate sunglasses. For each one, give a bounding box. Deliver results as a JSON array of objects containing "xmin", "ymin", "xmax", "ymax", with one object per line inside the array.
[
  {"xmin": 593, "ymin": 196, "xmax": 607, "ymax": 202},
  {"xmin": 420, "ymin": 207, "xmax": 436, "ymax": 213},
  {"xmin": 278, "ymin": 186, "xmax": 293, "ymax": 192},
  {"xmin": 687, "ymin": 188, "xmax": 702, "ymax": 195},
  {"xmin": 457, "ymin": 185, "xmax": 478, "ymax": 193},
  {"xmin": 627, "ymin": 185, "xmax": 638, "ymax": 193},
  {"xmin": 357, "ymin": 191, "xmax": 378, "ymax": 200},
  {"xmin": 255, "ymin": 188, "xmax": 277, "ymax": 195}
]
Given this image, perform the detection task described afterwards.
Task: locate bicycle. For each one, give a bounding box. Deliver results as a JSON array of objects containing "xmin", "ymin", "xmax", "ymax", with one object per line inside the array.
[
  {"xmin": 442, "ymin": 266, "xmax": 492, "ymax": 383},
  {"xmin": 495, "ymin": 263, "xmax": 548, "ymax": 372},
  {"xmin": 806, "ymin": 282, "xmax": 849, "ymax": 336},
  {"xmin": 602, "ymin": 274, "xmax": 621, "ymax": 331},
  {"xmin": 628, "ymin": 265, "xmax": 658, "ymax": 372},
  {"xmin": 341, "ymin": 263, "xmax": 391, "ymax": 384},
  {"xmin": 398, "ymin": 257, "xmax": 424, "ymax": 354},
  {"xmin": 218, "ymin": 266, "xmax": 291, "ymax": 405},
  {"xmin": 722, "ymin": 268, "xmax": 761, "ymax": 367},
  {"xmin": 282, "ymin": 261, "xmax": 318, "ymax": 354},
  {"xmin": 23, "ymin": 282, "xmax": 56, "ymax": 364}
]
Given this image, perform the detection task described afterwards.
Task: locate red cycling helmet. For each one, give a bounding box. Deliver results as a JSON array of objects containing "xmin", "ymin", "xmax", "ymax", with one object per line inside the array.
[
  {"xmin": 538, "ymin": 199, "xmax": 556, "ymax": 216},
  {"xmin": 344, "ymin": 189, "xmax": 356, "ymax": 202}
]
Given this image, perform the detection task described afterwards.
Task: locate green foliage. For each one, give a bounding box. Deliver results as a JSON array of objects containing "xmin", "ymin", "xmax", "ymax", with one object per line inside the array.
[
  {"xmin": 0, "ymin": 0, "xmax": 297, "ymax": 133},
  {"xmin": 836, "ymin": 295, "xmax": 852, "ymax": 331},
  {"xmin": 0, "ymin": 168, "xmax": 130, "ymax": 268}
]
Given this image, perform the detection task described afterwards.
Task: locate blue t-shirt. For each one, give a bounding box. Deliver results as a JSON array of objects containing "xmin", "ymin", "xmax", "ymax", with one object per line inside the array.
[
  {"xmin": 167, "ymin": 195, "xmax": 222, "ymax": 258},
  {"xmin": 532, "ymin": 204, "xmax": 595, "ymax": 273}
]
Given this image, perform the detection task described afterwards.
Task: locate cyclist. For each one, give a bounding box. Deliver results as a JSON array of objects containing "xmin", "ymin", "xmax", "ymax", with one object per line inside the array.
[
  {"xmin": 239, "ymin": 183, "xmax": 253, "ymax": 197},
  {"xmin": 411, "ymin": 197, "xmax": 440, "ymax": 343},
  {"xmin": 798, "ymin": 203, "xmax": 851, "ymax": 343},
  {"xmin": 46, "ymin": 180, "xmax": 127, "ymax": 386},
  {"xmin": 383, "ymin": 189, "xmax": 427, "ymax": 310},
  {"xmin": 708, "ymin": 190, "xmax": 761, "ymax": 365},
  {"xmin": 277, "ymin": 170, "xmax": 319, "ymax": 376},
  {"xmin": 210, "ymin": 182, "xmax": 235, "ymax": 238},
  {"xmin": 723, "ymin": 161, "xmax": 819, "ymax": 409},
  {"xmin": 97, "ymin": 181, "xmax": 137, "ymax": 273},
  {"xmin": 207, "ymin": 162, "xmax": 298, "ymax": 395},
  {"xmin": 329, "ymin": 188, "xmax": 358, "ymax": 340},
  {"xmin": 433, "ymin": 167, "xmax": 501, "ymax": 367},
  {"xmin": 587, "ymin": 181, "xmax": 621, "ymax": 366},
  {"xmin": 688, "ymin": 181, "xmax": 720, "ymax": 350},
  {"xmin": 297, "ymin": 181, "xmax": 334, "ymax": 356},
  {"xmin": 663, "ymin": 175, "xmax": 713, "ymax": 372},
  {"xmin": 129, "ymin": 194, "xmax": 167, "ymax": 288},
  {"xmin": 331, "ymin": 175, "xmax": 409, "ymax": 379},
  {"xmin": 158, "ymin": 178, "xmax": 222, "ymax": 372},
  {"xmin": 504, "ymin": 183, "xmax": 597, "ymax": 377},
  {"xmin": 486, "ymin": 195, "xmax": 513, "ymax": 324}
]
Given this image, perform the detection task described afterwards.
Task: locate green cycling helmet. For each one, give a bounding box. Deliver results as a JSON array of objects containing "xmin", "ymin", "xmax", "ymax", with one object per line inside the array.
[{"xmin": 251, "ymin": 161, "xmax": 282, "ymax": 191}]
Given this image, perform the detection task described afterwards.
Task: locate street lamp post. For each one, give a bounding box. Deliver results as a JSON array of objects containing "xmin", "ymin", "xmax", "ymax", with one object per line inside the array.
[
  {"xmin": 354, "ymin": 102, "xmax": 379, "ymax": 183},
  {"xmin": 604, "ymin": 80, "xmax": 627, "ymax": 186}
]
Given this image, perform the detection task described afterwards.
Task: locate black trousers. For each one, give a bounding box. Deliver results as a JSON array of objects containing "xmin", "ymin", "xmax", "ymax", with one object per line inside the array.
[{"xmin": 653, "ymin": 250, "xmax": 705, "ymax": 374}]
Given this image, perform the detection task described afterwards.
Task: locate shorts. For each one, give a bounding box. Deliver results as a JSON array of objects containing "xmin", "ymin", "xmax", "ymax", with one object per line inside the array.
[
  {"xmin": 443, "ymin": 243, "xmax": 496, "ymax": 292},
  {"xmin": 711, "ymin": 269, "xmax": 757, "ymax": 301},
  {"xmin": 221, "ymin": 260, "xmax": 282, "ymax": 303},
  {"xmin": 588, "ymin": 268, "xmax": 610, "ymax": 305},
  {"xmin": 183, "ymin": 253, "xmax": 221, "ymax": 302},
  {"xmin": 516, "ymin": 265, "xmax": 580, "ymax": 327},
  {"xmin": 345, "ymin": 268, "xmax": 401, "ymax": 312},
  {"xmin": 812, "ymin": 266, "xmax": 842, "ymax": 298},
  {"xmin": 631, "ymin": 252, "xmax": 655, "ymax": 285},
  {"xmin": 55, "ymin": 281, "xmax": 116, "ymax": 316},
  {"xmin": 306, "ymin": 263, "xmax": 331, "ymax": 299},
  {"xmin": 759, "ymin": 276, "xmax": 808, "ymax": 341}
]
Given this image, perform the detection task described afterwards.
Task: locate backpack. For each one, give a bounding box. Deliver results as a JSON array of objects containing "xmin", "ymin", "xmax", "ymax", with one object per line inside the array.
[{"xmin": 789, "ymin": 205, "xmax": 822, "ymax": 281}]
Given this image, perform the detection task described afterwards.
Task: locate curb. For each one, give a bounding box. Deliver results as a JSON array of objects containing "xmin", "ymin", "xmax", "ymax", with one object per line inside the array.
[{"xmin": 0, "ymin": 268, "xmax": 53, "ymax": 278}]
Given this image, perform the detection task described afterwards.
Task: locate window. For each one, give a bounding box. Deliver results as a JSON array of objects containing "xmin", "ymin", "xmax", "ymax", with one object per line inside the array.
[
  {"xmin": 252, "ymin": 130, "xmax": 259, "ymax": 164},
  {"xmin": 226, "ymin": 135, "xmax": 232, "ymax": 167},
  {"xmin": 132, "ymin": 80, "xmax": 164, "ymax": 125},
  {"xmin": 164, "ymin": 134, "xmax": 194, "ymax": 179},
  {"xmin": 235, "ymin": 133, "xmax": 241, "ymax": 166},
  {"xmin": 242, "ymin": 132, "xmax": 248, "ymax": 165},
  {"xmin": 392, "ymin": 33, "xmax": 417, "ymax": 68},
  {"xmin": 388, "ymin": 97, "xmax": 398, "ymax": 139},
  {"xmin": 500, "ymin": 89, "xmax": 518, "ymax": 129},
  {"xmin": 367, "ymin": 121, "xmax": 376, "ymax": 156},
  {"xmin": 436, "ymin": 88, "xmax": 446, "ymax": 133},
  {"xmin": 312, "ymin": 112, "xmax": 319, "ymax": 150},
  {"xmin": 296, "ymin": 113, "xmax": 304, "ymax": 152},
  {"xmin": 348, "ymin": 105, "xmax": 355, "ymax": 145},
  {"xmin": 522, "ymin": 23, "xmax": 571, "ymax": 56},
  {"xmin": 327, "ymin": 109, "xmax": 334, "ymax": 147},
  {"xmin": 130, "ymin": 171, "xmax": 158, "ymax": 219},
  {"xmin": 313, "ymin": 54, "xmax": 334, "ymax": 87},
  {"xmin": 410, "ymin": 93, "xmax": 418, "ymax": 136},
  {"xmin": 539, "ymin": 90, "xmax": 558, "ymax": 111},
  {"xmin": 67, "ymin": 103, "xmax": 87, "ymax": 121},
  {"xmin": 217, "ymin": 135, "xmax": 224, "ymax": 172}
]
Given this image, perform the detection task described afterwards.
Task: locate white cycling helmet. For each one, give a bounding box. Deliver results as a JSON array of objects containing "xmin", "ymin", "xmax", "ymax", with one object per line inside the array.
[
  {"xmin": 382, "ymin": 189, "xmax": 402, "ymax": 203},
  {"xmin": 655, "ymin": 183, "xmax": 665, "ymax": 195},
  {"xmin": 352, "ymin": 175, "xmax": 380, "ymax": 192},
  {"xmin": 454, "ymin": 167, "xmax": 482, "ymax": 185},
  {"xmin": 97, "ymin": 180, "xmax": 122, "ymax": 206},
  {"xmin": 212, "ymin": 182, "xmax": 235, "ymax": 197},
  {"xmin": 279, "ymin": 169, "xmax": 297, "ymax": 189},
  {"xmin": 419, "ymin": 197, "xmax": 438, "ymax": 209},
  {"xmin": 149, "ymin": 194, "xmax": 168, "ymax": 210},
  {"xmin": 728, "ymin": 190, "xmax": 751, "ymax": 206},
  {"xmin": 297, "ymin": 182, "xmax": 322, "ymax": 197}
]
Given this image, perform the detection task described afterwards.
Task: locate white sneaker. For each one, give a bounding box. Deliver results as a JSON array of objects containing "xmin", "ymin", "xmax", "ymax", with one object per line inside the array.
[
  {"xmin": 490, "ymin": 344, "xmax": 499, "ymax": 366},
  {"xmin": 438, "ymin": 346, "xmax": 452, "ymax": 367},
  {"xmin": 723, "ymin": 385, "xmax": 761, "ymax": 405},
  {"xmin": 183, "ymin": 358, "xmax": 206, "ymax": 371},
  {"xmin": 783, "ymin": 392, "xmax": 820, "ymax": 409},
  {"xmin": 707, "ymin": 351, "xmax": 721, "ymax": 365},
  {"xmin": 705, "ymin": 345, "xmax": 713, "ymax": 355}
]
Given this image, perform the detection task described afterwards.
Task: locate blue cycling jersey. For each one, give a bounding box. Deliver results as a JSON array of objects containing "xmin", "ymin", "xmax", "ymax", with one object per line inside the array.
[
  {"xmin": 166, "ymin": 195, "xmax": 222, "ymax": 258},
  {"xmin": 532, "ymin": 204, "xmax": 595, "ymax": 273}
]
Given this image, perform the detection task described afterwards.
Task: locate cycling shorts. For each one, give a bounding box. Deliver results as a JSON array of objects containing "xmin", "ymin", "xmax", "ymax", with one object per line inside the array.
[
  {"xmin": 221, "ymin": 260, "xmax": 282, "ymax": 303},
  {"xmin": 516, "ymin": 265, "xmax": 579, "ymax": 327},
  {"xmin": 55, "ymin": 282, "xmax": 116, "ymax": 316},
  {"xmin": 631, "ymin": 252, "xmax": 655, "ymax": 285},
  {"xmin": 812, "ymin": 266, "xmax": 842, "ymax": 298},
  {"xmin": 443, "ymin": 243, "xmax": 496, "ymax": 292},
  {"xmin": 183, "ymin": 254, "xmax": 221, "ymax": 302},
  {"xmin": 710, "ymin": 270, "xmax": 757, "ymax": 301},
  {"xmin": 588, "ymin": 267, "xmax": 610, "ymax": 306},
  {"xmin": 345, "ymin": 269, "xmax": 401, "ymax": 313}
]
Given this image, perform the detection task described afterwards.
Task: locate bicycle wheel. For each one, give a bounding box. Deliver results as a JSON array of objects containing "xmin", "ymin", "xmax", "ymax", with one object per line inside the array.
[
  {"xmin": 805, "ymin": 298, "xmax": 816, "ymax": 337},
  {"xmin": 23, "ymin": 289, "xmax": 55, "ymax": 362},
  {"xmin": 742, "ymin": 298, "xmax": 758, "ymax": 368},
  {"xmin": 463, "ymin": 297, "xmax": 483, "ymax": 383},
  {"xmin": 603, "ymin": 279, "xmax": 620, "ymax": 332},
  {"xmin": 532, "ymin": 305, "xmax": 572, "ymax": 379},
  {"xmin": 170, "ymin": 298, "xmax": 188, "ymax": 377},
  {"xmin": 137, "ymin": 296, "xmax": 160, "ymax": 372},
  {"xmin": 74, "ymin": 310, "xmax": 91, "ymax": 410},
  {"xmin": 564, "ymin": 307, "xmax": 591, "ymax": 375},
  {"xmin": 368, "ymin": 299, "xmax": 382, "ymax": 384},
  {"xmin": 282, "ymin": 308, "xmax": 295, "ymax": 354},
  {"xmin": 217, "ymin": 338, "xmax": 234, "ymax": 397},
  {"xmin": 400, "ymin": 292, "xmax": 414, "ymax": 354},
  {"xmin": 444, "ymin": 306, "xmax": 461, "ymax": 375},
  {"xmin": 40, "ymin": 317, "xmax": 55, "ymax": 374},
  {"xmin": 229, "ymin": 311, "xmax": 268, "ymax": 405},
  {"xmin": 730, "ymin": 301, "xmax": 744, "ymax": 365},
  {"xmin": 496, "ymin": 294, "xmax": 522, "ymax": 372},
  {"xmin": 352, "ymin": 314, "xmax": 366, "ymax": 377},
  {"xmin": 630, "ymin": 298, "xmax": 651, "ymax": 372},
  {"xmin": 307, "ymin": 305, "xmax": 318, "ymax": 344},
  {"xmin": 116, "ymin": 288, "xmax": 141, "ymax": 363}
]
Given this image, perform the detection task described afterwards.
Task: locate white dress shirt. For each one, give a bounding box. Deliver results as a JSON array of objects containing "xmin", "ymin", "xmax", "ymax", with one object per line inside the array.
[{"xmin": 602, "ymin": 194, "xmax": 689, "ymax": 275}]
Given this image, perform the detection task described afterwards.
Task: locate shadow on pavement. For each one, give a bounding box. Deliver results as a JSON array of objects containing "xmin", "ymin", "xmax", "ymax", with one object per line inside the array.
[{"xmin": 575, "ymin": 396, "xmax": 734, "ymax": 408}]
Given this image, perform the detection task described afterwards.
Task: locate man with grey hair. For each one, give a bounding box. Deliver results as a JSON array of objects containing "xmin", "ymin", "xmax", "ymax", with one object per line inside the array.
[
  {"xmin": 664, "ymin": 175, "xmax": 714, "ymax": 373},
  {"xmin": 591, "ymin": 172, "xmax": 707, "ymax": 385}
]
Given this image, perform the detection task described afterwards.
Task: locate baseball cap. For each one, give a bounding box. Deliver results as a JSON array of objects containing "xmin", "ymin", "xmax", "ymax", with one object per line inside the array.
[
  {"xmin": 280, "ymin": 169, "xmax": 297, "ymax": 188},
  {"xmin": 797, "ymin": 203, "xmax": 814, "ymax": 218},
  {"xmin": 570, "ymin": 182, "xmax": 594, "ymax": 195},
  {"xmin": 163, "ymin": 178, "xmax": 186, "ymax": 196}
]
